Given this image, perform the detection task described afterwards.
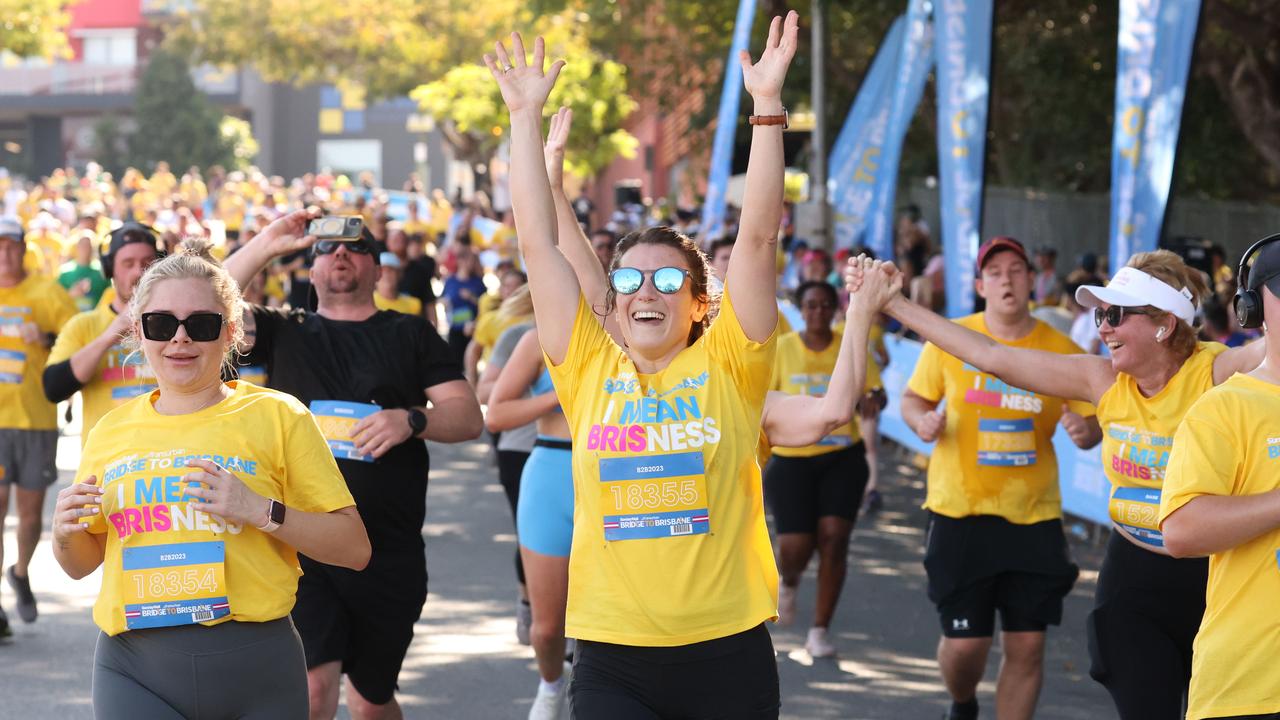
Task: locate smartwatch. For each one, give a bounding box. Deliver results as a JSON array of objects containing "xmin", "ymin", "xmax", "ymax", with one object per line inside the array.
[
  {"xmin": 407, "ymin": 408, "xmax": 428, "ymax": 436},
  {"xmin": 258, "ymin": 499, "xmax": 286, "ymax": 533}
]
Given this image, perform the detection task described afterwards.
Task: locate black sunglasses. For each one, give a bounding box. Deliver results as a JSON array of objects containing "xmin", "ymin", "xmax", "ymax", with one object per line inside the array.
[
  {"xmin": 141, "ymin": 312, "xmax": 225, "ymax": 342},
  {"xmin": 1093, "ymin": 305, "xmax": 1155, "ymax": 329},
  {"xmin": 609, "ymin": 267, "xmax": 690, "ymax": 295},
  {"xmin": 314, "ymin": 240, "xmax": 377, "ymax": 257}
]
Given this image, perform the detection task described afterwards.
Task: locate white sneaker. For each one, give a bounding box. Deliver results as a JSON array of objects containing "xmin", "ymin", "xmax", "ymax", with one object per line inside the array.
[
  {"xmin": 777, "ymin": 583, "xmax": 797, "ymax": 626},
  {"xmin": 516, "ymin": 600, "xmax": 532, "ymax": 646},
  {"xmin": 805, "ymin": 626, "xmax": 836, "ymax": 658},
  {"xmin": 527, "ymin": 662, "xmax": 572, "ymax": 720}
]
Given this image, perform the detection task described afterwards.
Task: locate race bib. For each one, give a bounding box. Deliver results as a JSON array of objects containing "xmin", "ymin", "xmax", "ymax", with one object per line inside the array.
[
  {"xmin": 310, "ymin": 400, "xmax": 379, "ymax": 462},
  {"xmin": 0, "ymin": 349, "xmax": 25, "ymax": 384},
  {"xmin": 122, "ymin": 541, "xmax": 230, "ymax": 629},
  {"xmin": 599, "ymin": 451, "xmax": 710, "ymax": 541},
  {"xmin": 977, "ymin": 418, "xmax": 1036, "ymax": 466},
  {"xmin": 1109, "ymin": 486, "xmax": 1163, "ymax": 548}
]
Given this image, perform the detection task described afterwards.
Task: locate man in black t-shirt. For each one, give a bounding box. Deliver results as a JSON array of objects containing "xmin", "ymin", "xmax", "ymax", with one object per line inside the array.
[{"xmin": 227, "ymin": 210, "xmax": 483, "ymax": 720}]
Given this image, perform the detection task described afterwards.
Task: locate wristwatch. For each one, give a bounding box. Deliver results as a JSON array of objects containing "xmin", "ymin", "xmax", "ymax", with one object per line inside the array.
[
  {"xmin": 407, "ymin": 408, "xmax": 428, "ymax": 436},
  {"xmin": 258, "ymin": 499, "xmax": 286, "ymax": 533},
  {"xmin": 748, "ymin": 107, "xmax": 789, "ymax": 129}
]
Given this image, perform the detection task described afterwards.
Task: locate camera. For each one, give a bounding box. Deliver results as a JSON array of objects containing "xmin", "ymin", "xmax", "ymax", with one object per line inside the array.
[{"xmin": 308, "ymin": 216, "xmax": 364, "ymax": 239}]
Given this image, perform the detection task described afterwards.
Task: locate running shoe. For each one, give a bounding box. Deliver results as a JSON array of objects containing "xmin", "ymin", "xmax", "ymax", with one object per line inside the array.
[
  {"xmin": 777, "ymin": 582, "xmax": 797, "ymax": 626},
  {"xmin": 862, "ymin": 488, "xmax": 883, "ymax": 515},
  {"xmin": 805, "ymin": 626, "xmax": 836, "ymax": 658},
  {"xmin": 0, "ymin": 606, "xmax": 10, "ymax": 641},
  {"xmin": 6, "ymin": 567, "xmax": 36, "ymax": 623},
  {"xmin": 516, "ymin": 599, "xmax": 532, "ymax": 646},
  {"xmin": 945, "ymin": 698, "xmax": 979, "ymax": 719},
  {"xmin": 527, "ymin": 662, "xmax": 572, "ymax": 720}
]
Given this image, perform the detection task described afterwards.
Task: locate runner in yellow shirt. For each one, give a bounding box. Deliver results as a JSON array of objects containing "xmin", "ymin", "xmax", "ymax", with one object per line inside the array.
[
  {"xmin": 1160, "ymin": 235, "xmax": 1280, "ymax": 720},
  {"xmin": 490, "ymin": 17, "xmax": 801, "ymax": 716},
  {"xmin": 50, "ymin": 238, "xmax": 369, "ymax": 717},
  {"xmin": 44, "ymin": 223, "xmax": 163, "ymax": 445},
  {"xmin": 372, "ymin": 252, "xmax": 423, "ymax": 316},
  {"xmin": 850, "ymin": 245, "xmax": 1266, "ymax": 720},
  {"xmin": 0, "ymin": 218, "xmax": 79, "ymax": 637}
]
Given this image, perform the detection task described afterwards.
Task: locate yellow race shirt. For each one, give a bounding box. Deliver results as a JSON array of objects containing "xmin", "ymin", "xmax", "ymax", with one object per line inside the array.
[
  {"xmin": 907, "ymin": 314, "xmax": 1093, "ymax": 524},
  {"xmin": 373, "ymin": 293, "xmax": 422, "ymax": 316},
  {"xmin": 770, "ymin": 331, "xmax": 860, "ymax": 457},
  {"xmin": 47, "ymin": 303, "xmax": 158, "ymax": 444},
  {"xmin": 548, "ymin": 292, "xmax": 778, "ymax": 646},
  {"xmin": 1158, "ymin": 373, "xmax": 1280, "ymax": 720},
  {"xmin": 0, "ymin": 276, "xmax": 78, "ymax": 430},
  {"xmin": 472, "ymin": 311, "xmax": 530, "ymax": 364},
  {"xmin": 1097, "ymin": 341, "xmax": 1226, "ymax": 549},
  {"xmin": 79, "ymin": 381, "xmax": 355, "ymax": 636}
]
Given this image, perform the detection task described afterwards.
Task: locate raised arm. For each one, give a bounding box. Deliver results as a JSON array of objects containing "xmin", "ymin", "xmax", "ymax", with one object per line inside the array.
[
  {"xmin": 856, "ymin": 262, "xmax": 1116, "ymax": 405},
  {"xmin": 725, "ymin": 11, "xmax": 799, "ymax": 342},
  {"xmin": 1213, "ymin": 336, "xmax": 1265, "ymax": 384},
  {"xmin": 486, "ymin": 330, "xmax": 560, "ymax": 432},
  {"xmin": 763, "ymin": 257, "xmax": 901, "ymax": 447},
  {"xmin": 486, "ymin": 34, "xmax": 580, "ymax": 364},
  {"xmin": 544, "ymin": 106, "xmax": 622, "ymax": 344},
  {"xmin": 223, "ymin": 209, "xmax": 318, "ymax": 291}
]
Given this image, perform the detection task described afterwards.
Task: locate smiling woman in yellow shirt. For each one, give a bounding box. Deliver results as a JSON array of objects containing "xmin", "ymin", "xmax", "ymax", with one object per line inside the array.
[
  {"xmin": 492, "ymin": 16, "xmax": 802, "ymax": 717},
  {"xmin": 50, "ymin": 239, "xmax": 369, "ymax": 720},
  {"xmin": 1160, "ymin": 236, "xmax": 1280, "ymax": 720}
]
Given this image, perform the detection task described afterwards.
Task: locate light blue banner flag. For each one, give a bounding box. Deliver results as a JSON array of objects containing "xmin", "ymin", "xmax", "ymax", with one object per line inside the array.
[
  {"xmin": 863, "ymin": 0, "xmax": 934, "ymax": 259},
  {"xmin": 935, "ymin": 0, "xmax": 992, "ymax": 318},
  {"xmin": 829, "ymin": 16, "xmax": 905, "ymax": 252},
  {"xmin": 700, "ymin": 0, "xmax": 757, "ymax": 242},
  {"xmin": 1109, "ymin": 0, "xmax": 1201, "ymax": 274}
]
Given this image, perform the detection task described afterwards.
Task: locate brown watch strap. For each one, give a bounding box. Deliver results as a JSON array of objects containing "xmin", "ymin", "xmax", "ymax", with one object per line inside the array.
[{"xmin": 748, "ymin": 109, "xmax": 789, "ymax": 129}]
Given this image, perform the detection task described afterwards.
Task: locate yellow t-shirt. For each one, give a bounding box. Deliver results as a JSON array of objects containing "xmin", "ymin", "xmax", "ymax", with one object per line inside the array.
[
  {"xmin": 46, "ymin": 302, "xmax": 158, "ymax": 444},
  {"xmin": 548, "ymin": 292, "xmax": 778, "ymax": 646},
  {"xmin": 1158, "ymin": 373, "xmax": 1280, "ymax": 720},
  {"xmin": 0, "ymin": 276, "xmax": 78, "ymax": 429},
  {"xmin": 867, "ymin": 322, "xmax": 886, "ymax": 390},
  {"xmin": 373, "ymin": 293, "xmax": 422, "ymax": 316},
  {"xmin": 906, "ymin": 314, "xmax": 1094, "ymax": 524},
  {"xmin": 477, "ymin": 292, "xmax": 501, "ymax": 318},
  {"xmin": 472, "ymin": 311, "xmax": 529, "ymax": 363},
  {"xmin": 770, "ymin": 331, "xmax": 861, "ymax": 457},
  {"xmin": 1097, "ymin": 341, "xmax": 1226, "ymax": 549},
  {"xmin": 79, "ymin": 381, "xmax": 355, "ymax": 636}
]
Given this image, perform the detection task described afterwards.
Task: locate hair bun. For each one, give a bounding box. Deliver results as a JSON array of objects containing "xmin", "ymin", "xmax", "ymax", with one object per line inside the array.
[{"xmin": 177, "ymin": 236, "xmax": 219, "ymax": 264}]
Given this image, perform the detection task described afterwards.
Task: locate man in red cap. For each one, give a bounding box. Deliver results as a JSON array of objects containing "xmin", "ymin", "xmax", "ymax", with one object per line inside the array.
[{"xmin": 901, "ymin": 236, "xmax": 1102, "ymax": 720}]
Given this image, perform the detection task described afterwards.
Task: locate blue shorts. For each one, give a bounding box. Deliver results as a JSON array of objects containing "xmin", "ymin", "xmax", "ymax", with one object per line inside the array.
[{"xmin": 516, "ymin": 438, "xmax": 574, "ymax": 557}]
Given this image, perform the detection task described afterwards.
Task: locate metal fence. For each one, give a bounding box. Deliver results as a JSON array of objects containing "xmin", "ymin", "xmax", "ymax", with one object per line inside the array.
[{"xmin": 902, "ymin": 182, "xmax": 1280, "ymax": 269}]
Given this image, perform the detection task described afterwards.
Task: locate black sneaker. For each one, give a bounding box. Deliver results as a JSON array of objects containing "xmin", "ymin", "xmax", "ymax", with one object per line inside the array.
[
  {"xmin": 6, "ymin": 567, "xmax": 36, "ymax": 623},
  {"xmin": 0, "ymin": 607, "xmax": 11, "ymax": 640},
  {"xmin": 945, "ymin": 698, "xmax": 979, "ymax": 720}
]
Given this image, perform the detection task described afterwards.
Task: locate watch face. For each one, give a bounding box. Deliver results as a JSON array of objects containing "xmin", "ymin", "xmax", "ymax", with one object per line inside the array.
[{"xmin": 269, "ymin": 500, "xmax": 286, "ymax": 525}]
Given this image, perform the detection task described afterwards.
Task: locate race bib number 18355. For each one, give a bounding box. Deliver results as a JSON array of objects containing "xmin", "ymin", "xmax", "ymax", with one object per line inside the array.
[{"xmin": 599, "ymin": 451, "xmax": 710, "ymax": 541}]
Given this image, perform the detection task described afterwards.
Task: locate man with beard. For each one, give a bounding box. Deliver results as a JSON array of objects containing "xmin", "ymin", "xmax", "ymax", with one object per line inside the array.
[{"xmin": 226, "ymin": 211, "xmax": 483, "ymax": 720}]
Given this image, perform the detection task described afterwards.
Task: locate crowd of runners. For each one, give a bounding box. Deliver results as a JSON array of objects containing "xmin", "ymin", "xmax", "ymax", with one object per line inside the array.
[{"xmin": 0, "ymin": 12, "xmax": 1278, "ymax": 720}]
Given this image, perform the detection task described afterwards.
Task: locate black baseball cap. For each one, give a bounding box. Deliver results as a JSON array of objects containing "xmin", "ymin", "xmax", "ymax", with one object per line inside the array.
[
  {"xmin": 105, "ymin": 222, "xmax": 160, "ymax": 257},
  {"xmin": 1246, "ymin": 240, "xmax": 1280, "ymax": 298}
]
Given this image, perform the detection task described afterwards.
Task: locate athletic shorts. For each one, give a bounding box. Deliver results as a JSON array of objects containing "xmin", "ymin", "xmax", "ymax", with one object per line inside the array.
[
  {"xmin": 571, "ymin": 623, "xmax": 780, "ymax": 719},
  {"xmin": 0, "ymin": 429, "xmax": 58, "ymax": 490},
  {"xmin": 763, "ymin": 443, "xmax": 869, "ymax": 533},
  {"xmin": 516, "ymin": 438, "xmax": 574, "ymax": 557},
  {"xmin": 93, "ymin": 617, "xmax": 308, "ymax": 720},
  {"xmin": 292, "ymin": 550, "xmax": 428, "ymax": 705},
  {"xmin": 923, "ymin": 513, "xmax": 1078, "ymax": 638}
]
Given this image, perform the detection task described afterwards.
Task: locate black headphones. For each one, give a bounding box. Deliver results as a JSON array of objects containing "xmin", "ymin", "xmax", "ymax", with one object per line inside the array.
[
  {"xmin": 1233, "ymin": 232, "xmax": 1280, "ymax": 329},
  {"xmin": 101, "ymin": 223, "xmax": 161, "ymax": 281}
]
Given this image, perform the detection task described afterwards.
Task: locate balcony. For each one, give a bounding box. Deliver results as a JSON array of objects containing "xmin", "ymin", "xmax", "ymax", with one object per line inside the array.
[{"xmin": 0, "ymin": 63, "xmax": 138, "ymax": 96}]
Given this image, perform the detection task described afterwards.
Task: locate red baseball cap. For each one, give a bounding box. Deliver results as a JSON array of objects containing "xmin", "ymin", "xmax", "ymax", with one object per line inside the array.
[{"xmin": 976, "ymin": 236, "xmax": 1029, "ymax": 272}]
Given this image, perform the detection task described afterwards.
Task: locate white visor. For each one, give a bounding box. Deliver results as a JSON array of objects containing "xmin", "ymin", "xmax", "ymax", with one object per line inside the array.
[{"xmin": 1075, "ymin": 266, "xmax": 1196, "ymax": 322}]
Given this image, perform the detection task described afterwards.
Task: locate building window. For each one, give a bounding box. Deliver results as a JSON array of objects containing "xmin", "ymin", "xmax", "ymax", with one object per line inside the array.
[
  {"xmin": 82, "ymin": 30, "xmax": 137, "ymax": 66},
  {"xmin": 317, "ymin": 139, "xmax": 382, "ymax": 186}
]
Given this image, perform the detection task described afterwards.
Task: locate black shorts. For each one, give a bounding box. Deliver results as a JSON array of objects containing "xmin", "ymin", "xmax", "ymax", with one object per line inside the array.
[
  {"xmin": 292, "ymin": 551, "xmax": 428, "ymax": 705},
  {"xmin": 924, "ymin": 513, "xmax": 1078, "ymax": 638},
  {"xmin": 570, "ymin": 624, "xmax": 779, "ymax": 719},
  {"xmin": 763, "ymin": 443, "xmax": 869, "ymax": 533}
]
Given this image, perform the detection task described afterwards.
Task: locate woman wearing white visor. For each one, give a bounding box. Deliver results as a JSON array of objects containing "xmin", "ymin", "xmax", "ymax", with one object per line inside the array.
[{"xmin": 848, "ymin": 249, "xmax": 1263, "ymax": 719}]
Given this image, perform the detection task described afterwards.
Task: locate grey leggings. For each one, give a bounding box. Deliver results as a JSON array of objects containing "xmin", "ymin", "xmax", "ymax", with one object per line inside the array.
[{"xmin": 92, "ymin": 617, "xmax": 308, "ymax": 719}]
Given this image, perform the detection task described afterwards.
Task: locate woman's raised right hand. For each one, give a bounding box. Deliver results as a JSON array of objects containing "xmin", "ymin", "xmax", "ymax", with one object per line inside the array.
[
  {"xmin": 484, "ymin": 33, "xmax": 565, "ymax": 114},
  {"xmin": 53, "ymin": 476, "xmax": 103, "ymax": 542}
]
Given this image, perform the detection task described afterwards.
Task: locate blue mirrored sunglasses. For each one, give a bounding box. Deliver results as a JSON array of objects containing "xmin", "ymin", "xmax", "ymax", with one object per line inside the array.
[{"xmin": 609, "ymin": 266, "xmax": 690, "ymax": 295}]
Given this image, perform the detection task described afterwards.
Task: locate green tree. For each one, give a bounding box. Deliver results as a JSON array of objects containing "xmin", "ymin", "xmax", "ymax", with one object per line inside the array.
[
  {"xmin": 0, "ymin": 0, "xmax": 74, "ymax": 60},
  {"xmin": 411, "ymin": 16, "xmax": 637, "ymax": 182},
  {"xmin": 91, "ymin": 115, "xmax": 129, "ymax": 178},
  {"xmin": 128, "ymin": 48, "xmax": 240, "ymax": 172},
  {"xmin": 219, "ymin": 116, "xmax": 259, "ymax": 170}
]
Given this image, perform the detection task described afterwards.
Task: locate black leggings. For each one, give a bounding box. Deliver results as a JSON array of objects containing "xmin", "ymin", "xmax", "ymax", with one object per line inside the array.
[
  {"xmin": 93, "ymin": 617, "xmax": 308, "ymax": 719},
  {"xmin": 1087, "ymin": 533, "xmax": 1208, "ymax": 720},
  {"xmin": 571, "ymin": 624, "xmax": 780, "ymax": 719},
  {"xmin": 496, "ymin": 449, "xmax": 530, "ymax": 585}
]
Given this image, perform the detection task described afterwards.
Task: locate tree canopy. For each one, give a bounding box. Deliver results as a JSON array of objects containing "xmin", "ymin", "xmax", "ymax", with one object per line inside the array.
[{"xmin": 0, "ymin": 0, "xmax": 75, "ymax": 60}]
